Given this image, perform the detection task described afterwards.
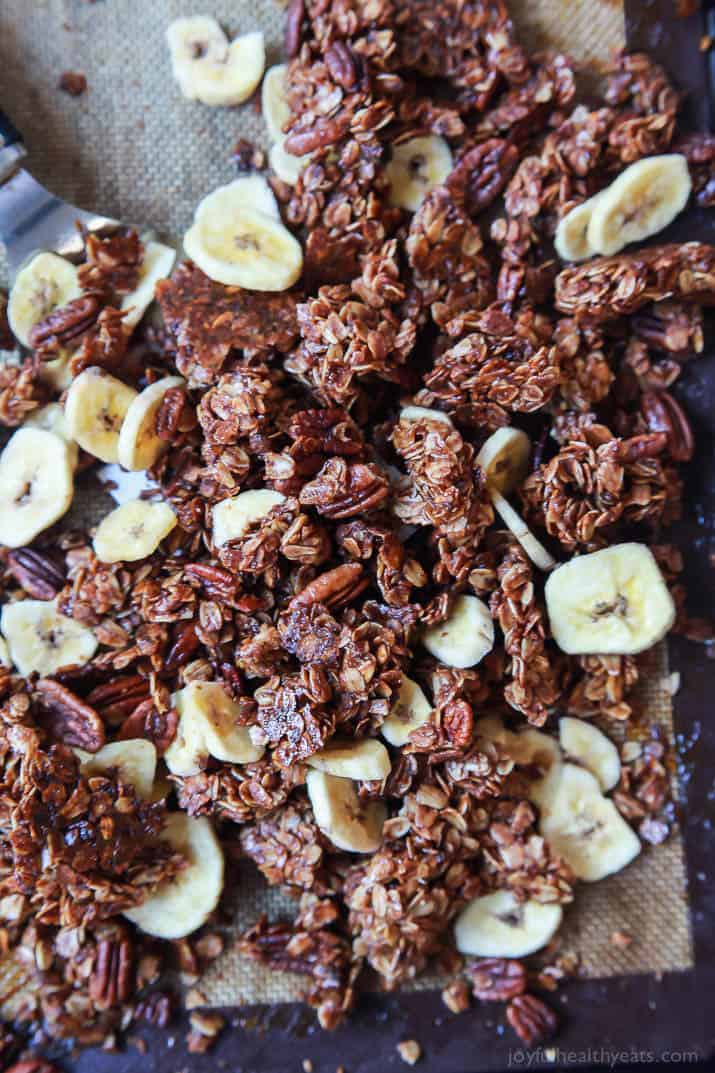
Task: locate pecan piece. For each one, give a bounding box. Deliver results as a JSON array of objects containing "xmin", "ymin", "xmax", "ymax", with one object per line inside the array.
[
  {"xmin": 506, "ymin": 994, "xmax": 558, "ymax": 1047},
  {"xmin": 117, "ymin": 698, "xmax": 178, "ymax": 756},
  {"xmin": 289, "ymin": 563, "xmax": 368, "ymax": 611},
  {"xmin": 134, "ymin": 991, "xmax": 173, "ymax": 1027},
  {"xmin": 470, "ymin": 957, "xmax": 526, "ymax": 1001},
  {"xmin": 85, "ymin": 675, "xmax": 151, "ymax": 725},
  {"xmin": 34, "ymin": 678, "xmax": 106, "ymax": 751},
  {"xmin": 89, "ymin": 937, "xmax": 134, "ymax": 1010},
  {"xmin": 184, "ymin": 563, "xmax": 240, "ymax": 603},
  {"xmin": 299, "ymin": 459, "xmax": 390, "ymax": 519},
  {"xmin": 325, "ymin": 41, "xmax": 359, "ymax": 90},
  {"xmin": 448, "ymin": 140, "xmax": 519, "ymax": 217},
  {"xmin": 28, "ymin": 293, "xmax": 102, "ymax": 352},
  {"xmin": 6, "ymin": 548, "xmax": 65, "ymax": 600},
  {"xmin": 284, "ymin": 0, "xmax": 305, "ymax": 58},
  {"xmin": 641, "ymin": 390, "xmax": 695, "ymax": 462}
]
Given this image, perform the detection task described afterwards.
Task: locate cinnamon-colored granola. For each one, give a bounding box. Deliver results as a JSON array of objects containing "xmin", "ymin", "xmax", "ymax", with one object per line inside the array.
[{"xmin": 0, "ymin": 2, "xmax": 710, "ymax": 1063}]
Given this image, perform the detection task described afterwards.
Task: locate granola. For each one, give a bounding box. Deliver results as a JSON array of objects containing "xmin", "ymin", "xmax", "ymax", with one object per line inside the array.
[{"xmin": 0, "ymin": 0, "xmax": 709, "ymax": 1062}]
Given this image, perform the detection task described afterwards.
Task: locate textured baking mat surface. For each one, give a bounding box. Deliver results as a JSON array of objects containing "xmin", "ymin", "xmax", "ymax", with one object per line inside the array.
[{"xmin": 0, "ymin": 0, "xmax": 693, "ymax": 1008}]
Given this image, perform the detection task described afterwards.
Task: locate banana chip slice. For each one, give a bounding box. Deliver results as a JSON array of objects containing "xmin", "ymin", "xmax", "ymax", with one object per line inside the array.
[
  {"xmin": 422, "ymin": 595, "xmax": 494, "ymax": 669},
  {"xmin": 212, "ymin": 488, "xmax": 286, "ymax": 547},
  {"xmin": 381, "ymin": 674, "xmax": 433, "ymax": 747},
  {"xmin": 307, "ymin": 738, "xmax": 391, "ymax": 781},
  {"xmin": 121, "ymin": 241, "xmax": 176, "ymax": 331},
  {"xmin": 117, "ymin": 375, "xmax": 185, "ymax": 471},
  {"xmin": 65, "ymin": 367, "xmax": 138, "ymax": 464},
  {"xmin": 23, "ymin": 403, "xmax": 79, "ymax": 470},
  {"xmin": 454, "ymin": 890, "xmax": 563, "ymax": 958},
  {"xmin": 559, "ymin": 717, "xmax": 621, "ymax": 792},
  {"xmin": 165, "ymin": 681, "xmax": 264, "ymax": 777},
  {"xmin": 167, "ymin": 16, "xmax": 265, "ymax": 107},
  {"xmin": 93, "ymin": 499, "xmax": 177, "ymax": 563},
  {"xmin": 307, "ymin": 769, "xmax": 387, "ymax": 854},
  {"xmin": 386, "ymin": 136, "xmax": 453, "ymax": 213},
  {"xmin": 8, "ymin": 252, "xmax": 81, "ymax": 346},
  {"xmin": 1, "ymin": 599, "xmax": 97, "ymax": 677},
  {"xmin": 123, "ymin": 813, "xmax": 225, "ymax": 939},
  {"xmin": 477, "ymin": 427, "xmax": 531, "ymax": 494},
  {"xmin": 0, "ymin": 428, "xmax": 74, "ymax": 547},
  {"xmin": 545, "ymin": 543, "xmax": 675, "ymax": 655},
  {"xmin": 75, "ymin": 739, "xmax": 157, "ymax": 799}
]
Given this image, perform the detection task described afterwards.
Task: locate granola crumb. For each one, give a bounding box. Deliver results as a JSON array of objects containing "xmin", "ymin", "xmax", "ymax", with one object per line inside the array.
[
  {"xmin": 397, "ymin": 1040, "xmax": 422, "ymax": 1065},
  {"xmin": 302, "ymin": 1061, "xmax": 314, "ymax": 1073},
  {"xmin": 58, "ymin": 70, "xmax": 87, "ymax": 96},
  {"xmin": 441, "ymin": 979, "xmax": 471, "ymax": 1014}
]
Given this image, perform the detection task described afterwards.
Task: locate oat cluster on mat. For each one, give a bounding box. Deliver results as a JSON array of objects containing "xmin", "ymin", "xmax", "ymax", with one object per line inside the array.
[{"xmin": 0, "ymin": 0, "xmax": 713, "ymax": 1064}]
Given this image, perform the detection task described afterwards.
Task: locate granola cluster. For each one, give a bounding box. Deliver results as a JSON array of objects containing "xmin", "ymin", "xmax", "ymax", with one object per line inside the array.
[{"xmin": 0, "ymin": 0, "xmax": 712, "ymax": 1063}]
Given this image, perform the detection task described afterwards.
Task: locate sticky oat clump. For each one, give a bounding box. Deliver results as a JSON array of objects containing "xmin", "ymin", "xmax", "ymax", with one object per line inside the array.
[{"xmin": 0, "ymin": 0, "xmax": 711, "ymax": 1062}]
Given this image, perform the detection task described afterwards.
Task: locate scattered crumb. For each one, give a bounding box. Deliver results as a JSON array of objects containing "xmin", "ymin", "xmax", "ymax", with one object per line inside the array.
[
  {"xmin": 611, "ymin": 930, "xmax": 634, "ymax": 948},
  {"xmin": 397, "ymin": 1040, "xmax": 422, "ymax": 1066},
  {"xmin": 195, "ymin": 932, "xmax": 224, "ymax": 960},
  {"xmin": 184, "ymin": 987, "xmax": 208, "ymax": 1010},
  {"xmin": 660, "ymin": 671, "xmax": 681, "ymax": 696},
  {"xmin": 302, "ymin": 1062, "xmax": 314, "ymax": 1073},
  {"xmin": 700, "ymin": 34, "xmax": 712, "ymax": 51},
  {"xmin": 441, "ymin": 979, "xmax": 471, "ymax": 1014},
  {"xmin": 58, "ymin": 70, "xmax": 87, "ymax": 96}
]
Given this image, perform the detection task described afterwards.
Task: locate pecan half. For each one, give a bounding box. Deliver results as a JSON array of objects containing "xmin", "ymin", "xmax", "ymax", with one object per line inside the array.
[
  {"xmin": 89, "ymin": 937, "xmax": 134, "ymax": 1010},
  {"xmin": 134, "ymin": 991, "xmax": 173, "ymax": 1027},
  {"xmin": 34, "ymin": 679, "xmax": 106, "ymax": 752},
  {"xmin": 469, "ymin": 957, "xmax": 526, "ymax": 1001},
  {"xmin": 299, "ymin": 459, "xmax": 390, "ymax": 519},
  {"xmin": 506, "ymin": 994, "xmax": 558, "ymax": 1046},
  {"xmin": 289, "ymin": 563, "xmax": 368, "ymax": 611},
  {"xmin": 117, "ymin": 698, "xmax": 178, "ymax": 755},
  {"xmin": 325, "ymin": 41, "xmax": 359, "ymax": 90},
  {"xmin": 28, "ymin": 293, "xmax": 102, "ymax": 352},
  {"xmin": 85, "ymin": 675, "xmax": 152, "ymax": 725},
  {"xmin": 184, "ymin": 563, "xmax": 240, "ymax": 604},
  {"xmin": 6, "ymin": 549, "xmax": 65, "ymax": 600},
  {"xmin": 641, "ymin": 390, "xmax": 695, "ymax": 462},
  {"xmin": 448, "ymin": 140, "xmax": 519, "ymax": 217}
]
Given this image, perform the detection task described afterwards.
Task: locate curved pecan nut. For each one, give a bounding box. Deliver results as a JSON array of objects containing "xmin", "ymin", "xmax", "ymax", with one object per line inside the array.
[
  {"xmin": 85, "ymin": 675, "xmax": 151, "ymax": 725},
  {"xmin": 34, "ymin": 679, "xmax": 105, "ymax": 752},
  {"xmin": 325, "ymin": 41, "xmax": 358, "ymax": 90},
  {"xmin": 6, "ymin": 548, "xmax": 65, "ymax": 600},
  {"xmin": 289, "ymin": 562, "xmax": 368, "ymax": 611},
  {"xmin": 641, "ymin": 390, "xmax": 695, "ymax": 462},
  {"xmin": 117, "ymin": 698, "xmax": 178, "ymax": 756},
  {"xmin": 470, "ymin": 957, "xmax": 526, "ymax": 1001},
  {"xmin": 89, "ymin": 937, "xmax": 134, "ymax": 1010},
  {"xmin": 284, "ymin": 0, "xmax": 305, "ymax": 58},
  {"xmin": 506, "ymin": 993, "xmax": 558, "ymax": 1046},
  {"xmin": 448, "ymin": 139, "xmax": 519, "ymax": 217},
  {"xmin": 28, "ymin": 293, "xmax": 102, "ymax": 352}
]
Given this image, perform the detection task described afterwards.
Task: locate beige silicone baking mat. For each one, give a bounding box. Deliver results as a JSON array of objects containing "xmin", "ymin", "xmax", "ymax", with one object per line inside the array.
[{"xmin": 0, "ymin": 0, "xmax": 693, "ymax": 1006}]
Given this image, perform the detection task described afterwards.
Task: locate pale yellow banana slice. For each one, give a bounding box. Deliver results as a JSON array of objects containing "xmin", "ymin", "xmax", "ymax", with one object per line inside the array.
[
  {"xmin": 165, "ymin": 681, "xmax": 264, "ymax": 777},
  {"xmin": 184, "ymin": 204, "xmax": 303, "ymax": 291},
  {"xmin": 262, "ymin": 64, "xmax": 291, "ymax": 142},
  {"xmin": 167, "ymin": 16, "xmax": 265, "ymax": 107},
  {"xmin": 306, "ymin": 769, "xmax": 386, "ymax": 854},
  {"xmin": 65, "ymin": 367, "xmax": 138, "ymax": 464},
  {"xmin": 24, "ymin": 403, "xmax": 79, "ymax": 469},
  {"xmin": 268, "ymin": 141, "xmax": 311, "ymax": 186},
  {"xmin": 545, "ymin": 543, "xmax": 675, "ymax": 655},
  {"xmin": 399, "ymin": 404, "xmax": 453, "ymax": 427},
  {"xmin": 117, "ymin": 375, "xmax": 185, "ymax": 471},
  {"xmin": 422, "ymin": 594, "xmax": 494, "ymax": 669},
  {"xmin": 212, "ymin": 488, "xmax": 286, "ymax": 547},
  {"xmin": 386, "ymin": 136, "xmax": 454, "ymax": 213},
  {"xmin": 124, "ymin": 813, "xmax": 224, "ymax": 939},
  {"xmin": 454, "ymin": 890, "xmax": 563, "ymax": 958},
  {"xmin": 121, "ymin": 241, "xmax": 176, "ymax": 331},
  {"xmin": 554, "ymin": 192, "xmax": 606, "ymax": 262},
  {"xmin": 490, "ymin": 489, "xmax": 557, "ymax": 572},
  {"xmin": 307, "ymin": 738, "xmax": 391, "ymax": 781},
  {"xmin": 0, "ymin": 637, "xmax": 9, "ymax": 667},
  {"xmin": 1, "ymin": 599, "xmax": 97, "ymax": 677},
  {"xmin": 587, "ymin": 154, "xmax": 691, "ymax": 257},
  {"xmin": 7, "ymin": 252, "xmax": 81, "ymax": 346},
  {"xmin": 381, "ymin": 674, "xmax": 433, "ymax": 747},
  {"xmin": 0, "ymin": 428, "xmax": 74, "ymax": 548},
  {"xmin": 93, "ymin": 499, "xmax": 177, "ymax": 563},
  {"xmin": 74, "ymin": 739, "xmax": 157, "ymax": 799},
  {"xmin": 194, "ymin": 176, "xmax": 281, "ymax": 223},
  {"xmin": 477, "ymin": 427, "xmax": 531, "ymax": 494},
  {"xmin": 534, "ymin": 762, "xmax": 640, "ymax": 882},
  {"xmin": 558, "ymin": 716, "xmax": 621, "ymax": 792}
]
